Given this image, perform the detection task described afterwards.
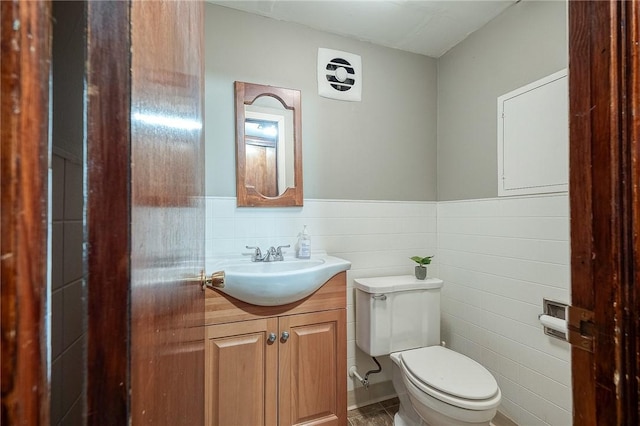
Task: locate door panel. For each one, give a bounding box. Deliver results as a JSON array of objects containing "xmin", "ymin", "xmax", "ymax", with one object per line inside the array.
[
  {"xmin": 279, "ymin": 310, "xmax": 347, "ymax": 426},
  {"xmin": 206, "ymin": 319, "xmax": 278, "ymax": 426},
  {"xmin": 129, "ymin": 0, "xmax": 205, "ymax": 424},
  {"xmin": 246, "ymin": 144, "xmax": 278, "ymax": 197}
]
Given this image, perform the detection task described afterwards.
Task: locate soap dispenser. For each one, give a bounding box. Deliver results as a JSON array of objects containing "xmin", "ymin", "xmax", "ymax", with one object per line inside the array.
[{"xmin": 297, "ymin": 225, "xmax": 311, "ymax": 259}]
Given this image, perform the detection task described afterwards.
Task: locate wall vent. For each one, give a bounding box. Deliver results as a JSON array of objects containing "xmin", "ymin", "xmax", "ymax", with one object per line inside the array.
[{"xmin": 317, "ymin": 48, "xmax": 362, "ymax": 101}]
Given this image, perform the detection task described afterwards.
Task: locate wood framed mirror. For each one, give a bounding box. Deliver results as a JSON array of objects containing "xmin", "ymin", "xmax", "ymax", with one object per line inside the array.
[{"xmin": 235, "ymin": 81, "xmax": 303, "ymax": 207}]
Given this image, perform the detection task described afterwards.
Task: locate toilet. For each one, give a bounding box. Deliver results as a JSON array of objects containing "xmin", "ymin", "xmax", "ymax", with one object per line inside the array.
[{"xmin": 354, "ymin": 275, "xmax": 501, "ymax": 426}]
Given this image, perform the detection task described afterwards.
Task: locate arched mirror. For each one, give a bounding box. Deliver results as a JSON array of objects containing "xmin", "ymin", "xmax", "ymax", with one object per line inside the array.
[{"xmin": 235, "ymin": 81, "xmax": 303, "ymax": 207}]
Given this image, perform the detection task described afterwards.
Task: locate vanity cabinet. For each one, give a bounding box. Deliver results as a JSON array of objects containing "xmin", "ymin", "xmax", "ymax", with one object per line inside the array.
[{"xmin": 205, "ymin": 272, "xmax": 347, "ymax": 426}]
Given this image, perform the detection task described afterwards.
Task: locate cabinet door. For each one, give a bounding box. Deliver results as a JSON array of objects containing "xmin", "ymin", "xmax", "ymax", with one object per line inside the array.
[
  {"xmin": 279, "ymin": 310, "xmax": 347, "ymax": 426},
  {"xmin": 205, "ymin": 318, "xmax": 278, "ymax": 426}
]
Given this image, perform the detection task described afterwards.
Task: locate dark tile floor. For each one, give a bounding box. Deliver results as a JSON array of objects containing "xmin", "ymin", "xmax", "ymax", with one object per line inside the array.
[{"xmin": 347, "ymin": 397, "xmax": 399, "ymax": 426}]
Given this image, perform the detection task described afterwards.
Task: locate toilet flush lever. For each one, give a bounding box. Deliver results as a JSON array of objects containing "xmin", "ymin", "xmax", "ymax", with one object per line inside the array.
[{"xmin": 372, "ymin": 294, "xmax": 387, "ymax": 301}]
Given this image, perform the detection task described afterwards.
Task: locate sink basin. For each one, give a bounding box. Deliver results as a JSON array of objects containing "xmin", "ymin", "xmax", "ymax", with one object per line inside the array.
[{"xmin": 207, "ymin": 251, "xmax": 351, "ymax": 306}]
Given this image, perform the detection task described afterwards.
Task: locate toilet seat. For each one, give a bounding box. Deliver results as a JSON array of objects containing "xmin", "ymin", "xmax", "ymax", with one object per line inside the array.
[{"xmin": 398, "ymin": 346, "xmax": 501, "ymax": 411}]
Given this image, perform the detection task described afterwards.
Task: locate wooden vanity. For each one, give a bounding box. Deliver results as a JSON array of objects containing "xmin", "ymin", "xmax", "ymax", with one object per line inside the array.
[{"xmin": 204, "ymin": 272, "xmax": 347, "ymax": 426}]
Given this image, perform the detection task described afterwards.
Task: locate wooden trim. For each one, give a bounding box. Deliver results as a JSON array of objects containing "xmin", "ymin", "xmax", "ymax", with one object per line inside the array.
[
  {"xmin": 621, "ymin": 2, "xmax": 640, "ymax": 423},
  {"xmin": 1, "ymin": 1, "xmax": 51, "ymax": 423},
  {"xmin": 568, "ymin": 1, "xmax": 597, "ymax": 421},
  {"xmin": 205, "ymin": 272, "xmax": 347, "ymax": 325},
  {"xmin": 85, "ymin": 1, "xmax": 131, "ymax": 423},
  {"xmin": 569, "ymin": 0, "xmax": 640, "ymax": 423},
  {"xmin": 235, "ymin": 81, "xmax": 304, "ymax": 207}
]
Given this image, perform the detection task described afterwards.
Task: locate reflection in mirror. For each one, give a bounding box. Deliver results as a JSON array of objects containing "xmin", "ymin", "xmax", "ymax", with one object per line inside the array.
[
  {"xmin": 244, "ymin": 97, "xmax": 294, "ymax": 197},
  {"xmin": 235, "ymin": 81, "xmax": 303, "ymax": 207}
]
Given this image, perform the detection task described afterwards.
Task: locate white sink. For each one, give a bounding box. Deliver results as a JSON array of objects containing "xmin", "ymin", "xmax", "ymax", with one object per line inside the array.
[{"xmin": 207, "ymin": 251, "xmax": 351, "ymax": 306}]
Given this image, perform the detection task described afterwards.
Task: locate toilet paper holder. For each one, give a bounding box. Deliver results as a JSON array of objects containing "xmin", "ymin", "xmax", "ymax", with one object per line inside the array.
[{"xmin": 539, "ymin": 299, "xmax": 568, "ymax": 341}]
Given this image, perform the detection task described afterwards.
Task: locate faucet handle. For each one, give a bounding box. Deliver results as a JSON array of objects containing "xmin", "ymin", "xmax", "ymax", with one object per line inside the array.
[
  {"xmin": 246, "ymin": 245, "xmax": 262, "ymax": 261},
  {"xmin": 275, "ymin": 244, "xmax": 290, "ymax": 261},
  {"xmin": 276, "ymin": 245, "xmax": 290, "ymax": 255}
]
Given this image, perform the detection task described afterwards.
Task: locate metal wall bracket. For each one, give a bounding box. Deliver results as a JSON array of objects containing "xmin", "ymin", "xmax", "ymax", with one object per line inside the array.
[{"xmin": 567, "ymin": 305, "xmax": 595, "ymax": 353}]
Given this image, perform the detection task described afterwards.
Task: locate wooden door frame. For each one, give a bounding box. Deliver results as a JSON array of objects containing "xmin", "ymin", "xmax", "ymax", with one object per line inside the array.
[
  {"xmin": 1, "ymin": 1, "xmax": 51, "ymax": 424},
  {"xmin": 569, "ymin": 1, "xmax": 640, "ymax": 424},
  {"xmin": 85, "ymin": 1, "xmax": 131, "ymax": 423},
  {"xmin": 1, "ymin": 0, "xmax": 132, "ymax": 424}
]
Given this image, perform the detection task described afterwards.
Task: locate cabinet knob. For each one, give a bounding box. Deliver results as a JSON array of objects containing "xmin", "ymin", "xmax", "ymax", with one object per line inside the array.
[
  {"xmin": 267, "ymin": 332, "xmax": 277, "ymax": 344},
  {"xmin": 281, "ymin": 331, "xmax": 290, "ymax": 342}
]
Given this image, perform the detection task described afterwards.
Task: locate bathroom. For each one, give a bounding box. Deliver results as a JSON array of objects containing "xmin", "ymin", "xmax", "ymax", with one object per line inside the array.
[
  {"xmin": 204, "ymin": 0, "xmax": 568, "ymax": 425},
  {"xmin": 9, "ymin": 0, "xmax": 623, "ymax": 425}
]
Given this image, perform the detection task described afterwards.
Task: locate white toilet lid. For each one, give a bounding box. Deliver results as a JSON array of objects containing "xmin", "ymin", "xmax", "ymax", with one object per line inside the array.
[{"xmin": 401, "ymin": 346, "xmax": 498, "ymax": 401}]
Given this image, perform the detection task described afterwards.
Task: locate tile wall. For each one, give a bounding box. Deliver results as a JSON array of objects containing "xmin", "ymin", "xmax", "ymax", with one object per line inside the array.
[
  {"xmin": 205, "ymin": 194, "xmax": 571, "ymax": 425},
  {"xmin": 51, "ymin": 150, "xmax": 86, "ymax": 425},
  {"xmin": 438, "ymin": 194, "xmax": 571, "ymax": 425}
]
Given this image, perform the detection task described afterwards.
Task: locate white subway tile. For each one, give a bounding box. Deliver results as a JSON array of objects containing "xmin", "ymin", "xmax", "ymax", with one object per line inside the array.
[
  {"xmin": 481, "ymin": 292, "xmax": 540, "ymax": 328},
  {"xmin": 211, "ymin": 197, "xmax": 236, "ymax": 217},
  {"xmin": 347, "ymin": 321, "xmax": 355, "ymax": 342},
  {"xmin": 518, "ymin": 365, "xmax": 572, "ymax": 412},
  {"xmin": 512, "ymin": 344, "xmax": 572, "ymax": 386},
  {"xmin": 498, "ymin": 194, "xmax": 569, "ymax": 218},
  {"xmin": 482, "ymin": 348, "xmax": 518, "ymax": 382},
  {"xmin": 211, "ymin": 218, "xmax": 234, "ymax": 239},
  {"xmin": 437, "ymin": 199, "xmax": 500, "ymax": 218},
  {"xmin": 520, "ymin": 386, "xmax": 571, "ymax": 426}
]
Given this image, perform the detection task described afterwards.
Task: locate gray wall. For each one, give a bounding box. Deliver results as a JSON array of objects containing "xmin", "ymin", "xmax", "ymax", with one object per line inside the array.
[
  {"xmin": 205, "ymin": 4, "xmax": 438, "ymax": 201},
  {"xmin": 437, "ymin": 0, "xmax": 567, "ymax": 201}
]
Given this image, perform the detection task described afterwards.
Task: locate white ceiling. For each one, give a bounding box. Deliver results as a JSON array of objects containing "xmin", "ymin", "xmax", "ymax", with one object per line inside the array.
[{"xmin": 209, "ymin": 0, "xmax": 518, "ymax": 58}]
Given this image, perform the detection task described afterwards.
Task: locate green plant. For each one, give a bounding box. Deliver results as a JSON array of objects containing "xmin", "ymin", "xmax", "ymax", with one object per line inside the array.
[{"xmin": 410, "ymin": 256, "xmax": 433, "ymax": 267}]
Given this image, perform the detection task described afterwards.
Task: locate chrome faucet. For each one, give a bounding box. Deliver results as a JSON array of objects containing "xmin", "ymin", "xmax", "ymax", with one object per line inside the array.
[
  {"xmin": 246, "ymin": 244, "xmax": 290, "ymax": 262},
  {"xmin": 263, "ymin": 247, "xmax": 277, "ymax": 262}
]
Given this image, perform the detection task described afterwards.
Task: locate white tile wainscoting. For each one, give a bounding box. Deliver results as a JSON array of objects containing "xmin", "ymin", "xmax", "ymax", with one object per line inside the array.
[
  {"xmin": 438, "ymin": 194, "xmax": 571, "ymax": 426},
  {"xmin": 205, "ymin": 194, "xmax": 571, "ymax": 425}
]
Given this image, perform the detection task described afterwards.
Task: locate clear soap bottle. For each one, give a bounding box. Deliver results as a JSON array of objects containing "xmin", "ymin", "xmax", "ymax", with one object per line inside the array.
[{"xmin": 297, "ymin": 225, "xmax": 311, "ymax": 259}]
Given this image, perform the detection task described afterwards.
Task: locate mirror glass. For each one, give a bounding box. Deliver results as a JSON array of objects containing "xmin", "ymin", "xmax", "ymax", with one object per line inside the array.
[
  {"xmin": 235, "ymin": 82, "xmax": 303, "ymax": 207},
  {"xmin": 244, "ymin": 97, "xmax": 294, "ymax": 197}
]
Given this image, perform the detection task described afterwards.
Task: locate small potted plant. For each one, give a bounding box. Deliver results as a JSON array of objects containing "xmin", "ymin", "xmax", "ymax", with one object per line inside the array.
[{"xmin": 410, "ymin": 255, "xmax": 433, "ymax": 280}]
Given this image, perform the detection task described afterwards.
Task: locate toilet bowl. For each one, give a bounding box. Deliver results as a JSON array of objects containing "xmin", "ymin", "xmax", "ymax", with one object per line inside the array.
[
  {"xmin": 354, "ymin": 276, "xmax": 502, "ymax": 426},
  {"xmin": 391, "ymin": 348, "xmax": 501, "ymax": 426}
]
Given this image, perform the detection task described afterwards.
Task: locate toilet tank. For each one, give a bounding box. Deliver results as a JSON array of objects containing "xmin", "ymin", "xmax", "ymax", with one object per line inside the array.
[{"xmin": 354, "ymin": 275, "xmax": 443, "ymax": 357}]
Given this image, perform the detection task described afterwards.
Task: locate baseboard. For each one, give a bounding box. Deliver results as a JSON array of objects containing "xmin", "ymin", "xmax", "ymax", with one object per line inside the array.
[{"xmin": 347, "ymin": 380, "xmax": 396, "ymax": 411}]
